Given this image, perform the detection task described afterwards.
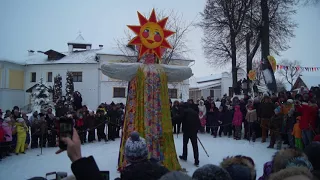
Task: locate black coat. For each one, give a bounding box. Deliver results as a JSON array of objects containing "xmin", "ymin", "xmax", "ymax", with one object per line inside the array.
[
  {"xmin": 182, "ymin": 107, "xmax": 201, "ymax": 135},
  {"xmin": 171, "ymin": 106, "xmax": 181, "ymax": 124},
  {"xmin": 120, "ymin": 160, "xmax": 169, "ymax": 180},
  {"xmin": 71, "ymin": 156, "xmax": 103, "ymax": 180}
]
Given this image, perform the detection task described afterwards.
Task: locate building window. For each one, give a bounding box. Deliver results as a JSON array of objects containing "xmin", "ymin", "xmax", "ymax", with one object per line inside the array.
[
  {"xmin": 210, "ymin": 89, "xmax": 214, "ymax": 98},
  {"xmin": 72, "ymin": 72, "xmax": 82, "ymax": 82},
  {"xmin": 113, "ymin": 87, "xmax": 126, "ymax": 98},
  {"xmin": 168, "ymin": 88, "xmax": 178, "ymax": 98},
  {"xmin": 47, "ymin": 72, "xmax": 52, "ymax": 82},
  {"xmin": 31, "ymin": 72, "xmax": 36, "ymax": 82}
]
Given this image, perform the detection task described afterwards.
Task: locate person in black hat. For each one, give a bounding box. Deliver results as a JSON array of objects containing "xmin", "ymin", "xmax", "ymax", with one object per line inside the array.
[
  {"xmin": 107, "ymin": 102, "xmax": 120, "ymax": 141},
  {"xmin": 179, "ymin": 103, "xmax": 201, "ymax": 166}
]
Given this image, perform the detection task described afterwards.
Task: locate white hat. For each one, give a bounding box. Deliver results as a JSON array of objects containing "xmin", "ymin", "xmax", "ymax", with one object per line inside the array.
[
  {"xmin": 287, "ymin": 99, "xmax": 294, "ymax": 103},
  {"xmin": 17, "ymin": 118, "xmax": 24, "ymax": 123}
]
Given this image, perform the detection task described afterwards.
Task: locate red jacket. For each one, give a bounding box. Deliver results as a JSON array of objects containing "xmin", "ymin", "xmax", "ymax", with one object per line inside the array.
[
  {"xmin": 0, "ymin": 126, "xmax": 5, "ymax": 143},
  {"xmin": 76, "ymin": 118, "xmax": 84, "ymax": 127},
  {"xmin": 296, "ymin": 103, "xmax": 318, "ymax": 130}
]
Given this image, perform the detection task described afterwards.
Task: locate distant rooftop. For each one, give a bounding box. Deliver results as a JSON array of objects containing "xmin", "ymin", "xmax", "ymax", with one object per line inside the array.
[{"xmin": 67, "ymin": 33, "xmax": 92, "ymax": 45}]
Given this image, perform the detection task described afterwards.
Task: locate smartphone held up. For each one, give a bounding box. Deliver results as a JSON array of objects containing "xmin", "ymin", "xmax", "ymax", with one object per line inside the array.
[{"xmin": 59, "ymin": 117, "xmax": 74, "ymax": 150}]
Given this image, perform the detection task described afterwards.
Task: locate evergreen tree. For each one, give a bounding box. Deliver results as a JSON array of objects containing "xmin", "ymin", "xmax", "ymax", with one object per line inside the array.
[
  {"xmin": 53, "ymin": 74, "xmax": 62, "ymax": 103},
  {"xmin": 65, "ymin": 71, "xmax": 74, "ymax": 109},
  {"xmin": 31, "ymin": 77, "xmax": 52, "ymax": 112}
]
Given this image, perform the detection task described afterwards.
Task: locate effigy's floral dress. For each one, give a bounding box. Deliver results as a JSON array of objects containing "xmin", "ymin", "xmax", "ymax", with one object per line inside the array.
[{"xmin": 101, "ymin": 62, "xmax": 192, "ymax": 171}]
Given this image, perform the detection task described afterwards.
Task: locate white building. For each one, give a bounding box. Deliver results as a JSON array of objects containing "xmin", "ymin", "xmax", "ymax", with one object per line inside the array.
[
  {"xmin": 189, "ymin": 69, "xmax": 247, "ymax": 101},
  {"xmin": 0, "ymin": 34, "xmax": 194, "ymax": 111}
]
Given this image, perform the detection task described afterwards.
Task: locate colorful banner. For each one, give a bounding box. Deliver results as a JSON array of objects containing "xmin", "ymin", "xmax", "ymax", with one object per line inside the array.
[{"xmin": 276, "ymin": 65, "xmax": 320, "ymax": 72}]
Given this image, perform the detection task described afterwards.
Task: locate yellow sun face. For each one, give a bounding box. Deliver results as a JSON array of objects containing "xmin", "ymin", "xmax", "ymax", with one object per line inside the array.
[
  {"xmin": 127, "ymin": 9, "xmax": 175, "ymax": 60},
  {"xmin": 140, "ymin": 22, "xmax": 164, "ymax": 49}
]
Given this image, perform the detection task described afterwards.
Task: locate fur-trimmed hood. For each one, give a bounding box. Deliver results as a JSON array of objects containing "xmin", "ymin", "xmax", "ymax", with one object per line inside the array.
[
  {"xmin": 268, "ymin": 167, "xmax": 313, "ymax": 180},
  {"xmin": 272, "ymin": 148, "xmax": 308, "ymax": 173},
  {"xmin": 220, "ymin": 156, "xmax": 256, "ymax": 180}
]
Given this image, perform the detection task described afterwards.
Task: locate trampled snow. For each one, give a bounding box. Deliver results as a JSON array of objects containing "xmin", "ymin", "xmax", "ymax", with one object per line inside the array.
[{"xmin": 0, "ymin": 134, "xmax": 276, "ymax": 180}]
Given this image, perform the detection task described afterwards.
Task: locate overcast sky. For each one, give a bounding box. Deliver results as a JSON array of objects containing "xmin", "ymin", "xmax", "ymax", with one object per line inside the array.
[{"xmin": 0, "ymin": 0, "xmax": 319, "ymax": 77}]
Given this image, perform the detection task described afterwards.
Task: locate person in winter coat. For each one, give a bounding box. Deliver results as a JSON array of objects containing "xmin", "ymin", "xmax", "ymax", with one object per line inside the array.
[
  {"xmin": 245, "ymin": 105, "xmax": 257, "ymax": 142},
  {"xmin": 15, "ymin": 118, "xmax": 28, "ymax": 155},
  {"xmin": 30, "ymin": 111, "xmax": 40, "ymax": 148},
  {"xmin": 232, "ymin": 105, "xmax": 243, "ymax": 140},
  {"xmin": 304, "ymin": 142, "xmax": 320, "ymax": 180},
  {"xmin": 198, "ymin": 100, "xmax": 207, "ymax": 133},
  {"xmin": 75, "ymin": 113, "xmax": 85, "ymax": 144},
  {"xmin": 217, "ymin": 106, "xmax": 226, "ymax": 137},
  {"xmin": 206, "ymin": 102, "xmax": 219, "ymax": 136},
  {"xmin": 95, "ymin": 109, "xmax": 107, "ymax": 142},
  {"xmin": 295, "ymin": 99, "xmax": 318, "ymax": 147},
  {"xmin": 292, "ymin": 116, "xmax": 303, "ymax": 150},
  {"xmin": 0, "ymin": 123, "xmax": 5, "ymax": 160},
  {"xmin": 220, "ymin": 155, "xmax": 256, "ymax": 180},
  {"xmin": 21, "ymin": 112, "xmax": 30, "ymax": 150},
  {"xmin": 268, "ymin": 106, "xmax": 284, "ymax": 149},
  {"xmin": 179, "ymin": 103, "xmax": 201, "ymax": 166},
  {"xmin": 259, "ymin": 96, "xmax": 275, "ymax": 142},
  {"xmin": 171, "ymin": 101, "xmax": 182, "ymax": 134},
  {"xmin": 224, "ymin": 105, "xmax": 234, "ymax": 138},
  {"xmin": 120, "ymin": 132, "xmax": 169, "ymax": 180},
  {"xmin": 107, "ymin": 102, "xmax": 120, "ymax": 141},
  {"xmin": 85, "ymin": 111, "xmax": 96, "ymax": 142},
  {"xmin": 2, "ymin": 117, "xmax": 13, "ymax": 155}
]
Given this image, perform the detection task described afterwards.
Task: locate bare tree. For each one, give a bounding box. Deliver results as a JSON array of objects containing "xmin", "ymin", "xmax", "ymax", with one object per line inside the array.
[
  {"xmin": 115, "ymin": 9, "xmax": 195, "ymax": 64},
  {"xmin": 240, "ymin": 0, "xmax": 297, "ymax": 68},
  {"xmin": 199, "ymin": 0, "xmax": 252, "ymax": 89},
  {"xmin": 276, "ymin": 78, "xmax": 287, "ymax": 92},
  {"xmin": 277, "ymin": 59, "xmax": 301, "ymax": 89}
]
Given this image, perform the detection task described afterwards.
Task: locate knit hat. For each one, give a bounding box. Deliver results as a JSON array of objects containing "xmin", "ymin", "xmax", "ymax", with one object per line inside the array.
[
  {"xmin": 192, "ymin": 164, "xmax": 232, "ymax": 180},
  {"xmin": 125, "ymin": 131, "xmax": 148, "ymax": 163},
  {"xmin": 220, "ymin": 156, "xmax": 256, "ymax": 180},
  {"xmin": 286, "ymin": 157, "xmax": 313, "ymax": 171},
  {"xmin": 160, "ymin": 171, "xmax": 192, "ymax": 180},
  {"xmin": 17, "ymin": 118, "xmax": 24, "ymax": 123}
]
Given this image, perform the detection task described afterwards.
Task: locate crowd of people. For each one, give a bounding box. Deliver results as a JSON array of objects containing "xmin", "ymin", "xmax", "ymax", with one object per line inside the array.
[
  {"xmin": 171, "ymin": 87, "xmax": 320, "ymax": 151},
  {"xmin": 1, "ymin": 86, "xmax": 320, "ymax": 179},
  {"xmin": 0, "ymin": 102, "xmax": 124, "ymax": 161}
]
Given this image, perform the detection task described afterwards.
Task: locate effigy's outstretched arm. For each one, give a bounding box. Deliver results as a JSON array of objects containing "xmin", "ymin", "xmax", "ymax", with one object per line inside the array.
[
  {"xmin": 100, "ymin": 63, "xmax": 140, "ymax": 81},
  {"xmin": 161, "ymin": 64, "xmax": 193, "ymax": 82}
]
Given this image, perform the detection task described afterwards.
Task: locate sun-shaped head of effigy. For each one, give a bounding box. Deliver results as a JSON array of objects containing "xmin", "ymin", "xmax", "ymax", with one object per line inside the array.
[{"xmin": 127, "ymin": 9, "xmax": 175, "ymax": 61}]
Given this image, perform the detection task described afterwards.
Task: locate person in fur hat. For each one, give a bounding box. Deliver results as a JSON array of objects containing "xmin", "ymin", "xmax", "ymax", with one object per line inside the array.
[
  {"xmin": 159, "ymin": 171, "xmax": 192, "ymax": 180},
  {"xmin": 220, "ymin": 155, "xmax": 256, "ymax": 180},
  {"xmin": 192, "ymin": 164, "xmax": 232, "ymax": 180},
  {"xmin": 271, "ymin": 148, "xmax": 308, "ymax": 173},
  {"xmin": 120, "ymin": 132, "xmax": 169, "ymax": 180},
  {"xmin": 268, "ymin": 167, "xmax": 313, "ymax": 180},
  {"xmin": 15, "ymin": 118, "xmax": 28, "ymax": 155}
]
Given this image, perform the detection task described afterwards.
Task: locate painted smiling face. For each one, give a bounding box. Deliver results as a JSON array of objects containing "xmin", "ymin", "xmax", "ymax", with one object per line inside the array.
[{"xmin": 140, "ymin": 22, "xmax": 164, "ymax": 49}]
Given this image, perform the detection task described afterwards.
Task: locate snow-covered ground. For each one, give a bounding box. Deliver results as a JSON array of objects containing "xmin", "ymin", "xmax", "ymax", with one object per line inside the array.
[{"xmin": 0, "ymin": 134, "xmax": 276, "ymax": 180}]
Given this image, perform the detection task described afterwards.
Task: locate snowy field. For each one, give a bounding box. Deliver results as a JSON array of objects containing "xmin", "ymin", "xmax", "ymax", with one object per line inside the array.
[{"xmin": 0, "ymin": 134, "xmax": 276, "ymax": 180}]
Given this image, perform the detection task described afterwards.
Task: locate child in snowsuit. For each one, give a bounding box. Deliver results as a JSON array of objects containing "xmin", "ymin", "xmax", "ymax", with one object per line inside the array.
[
  {"xmin": 268, "ymin": 106, "xmax": 283, "ymax": 149},
  {"xmin": 292, "ymin": 116, "xmax": 303, "ymax": 150},
  {"xmin": 2, "ymin": 117, "xmax": 13, "ymax": 155},
  {"xmin": 15, "ymin": 118, "xmax": 27, "ymax": 155},
  {"xmin": 232, "ymin": 105, "xmax": 243, "ymax": 140}
]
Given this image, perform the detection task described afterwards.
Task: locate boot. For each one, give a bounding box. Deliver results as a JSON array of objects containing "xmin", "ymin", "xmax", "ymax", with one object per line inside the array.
[
  {"xmin": 179, "ymin": 156, "xmax": 187, "ymax": 161},
  {"xmin": 252, "ymin": 133, "xmax": 256, "ymax": 142}
]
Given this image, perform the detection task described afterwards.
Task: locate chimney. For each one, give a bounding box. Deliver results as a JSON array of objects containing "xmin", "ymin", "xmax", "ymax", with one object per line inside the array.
[
  {"xmin": 99, "ymin": 45, "xmax": 103, "ymax": 49},
  {"xmin": 28, "ymin": 50, "xmax": 35, "ymax": 56},
  {"xmin": 68, "ymin": 45, "xmax": 73, "ymax": 53}
]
